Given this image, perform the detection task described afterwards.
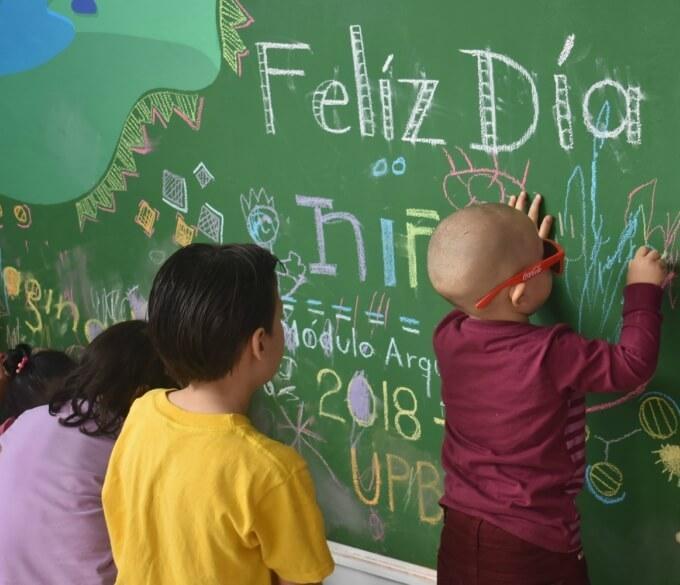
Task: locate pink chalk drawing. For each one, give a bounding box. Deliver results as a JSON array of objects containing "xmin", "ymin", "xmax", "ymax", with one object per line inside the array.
[{"xmin": 441, "ymin": 146, "xmax": 531, "ymax": 209}]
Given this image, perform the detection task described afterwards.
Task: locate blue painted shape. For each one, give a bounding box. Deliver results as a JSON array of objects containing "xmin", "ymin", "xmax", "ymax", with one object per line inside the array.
[
  {"xmin": 71, "ymin": 0, "xmax": 97, "ymax": 14},
  {"xmin": 0, "ymin": 0, "xmax": 75, "ymax": 76},
  {"xmin": 380, "ymin": 218, "xmax": 396, "ymax": 287}
]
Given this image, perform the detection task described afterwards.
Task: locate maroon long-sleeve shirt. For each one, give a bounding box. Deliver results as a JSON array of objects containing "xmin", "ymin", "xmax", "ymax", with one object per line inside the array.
[{"xmin": 434, "ymin": 283, "xmax": 663, "ymax": 552}]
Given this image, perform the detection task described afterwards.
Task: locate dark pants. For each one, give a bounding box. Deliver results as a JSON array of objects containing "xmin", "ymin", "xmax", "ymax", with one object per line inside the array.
[{"xmin": 437, "ymin": 508, "xmax": 590, "ymax": 585}]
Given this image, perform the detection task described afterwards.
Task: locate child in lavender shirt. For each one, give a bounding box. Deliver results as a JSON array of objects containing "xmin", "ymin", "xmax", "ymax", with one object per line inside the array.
[{"xmin": 0, "ymin": 320, "xmax": 175, "ymax": 585}]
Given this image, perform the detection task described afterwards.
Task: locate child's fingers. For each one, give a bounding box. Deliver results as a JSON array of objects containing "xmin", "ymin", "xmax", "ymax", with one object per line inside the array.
[
  {"xmin": 515, "ymin": 191, "xmax": 528, "ymax": 212},
  {"xmin": 634, "ymin": 246, "xmax": 650, "ymax": 259},
  {"xmin": 647, "ymin": 249, "xmax": 661, "ymax": 261},
  {"xmin": 527, "ymin": 193, "xmax": 542, "ymax": 225},
  {"xmin": 538, "ymin": 215, "xmax": 553, "ymax": 240},
  {"xmin": 508, "ymin": 195, "xmax": 517, "ymax": 207}
]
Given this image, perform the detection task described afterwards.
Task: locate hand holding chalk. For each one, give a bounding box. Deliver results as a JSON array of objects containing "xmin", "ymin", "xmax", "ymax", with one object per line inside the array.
[{"xmin": 627, "ymin": 246, "xmax": 667, "ymax": 286}]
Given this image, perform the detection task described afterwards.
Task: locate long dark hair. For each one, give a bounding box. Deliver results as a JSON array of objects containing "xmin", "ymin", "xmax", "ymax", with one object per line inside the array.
[
  {"xmin": 49, "ymin": 320, "xmax": 176, "ymax": 437},
  {"xmin": 0, "ymin": 344, "xmax": 75, "ymax": 422}
]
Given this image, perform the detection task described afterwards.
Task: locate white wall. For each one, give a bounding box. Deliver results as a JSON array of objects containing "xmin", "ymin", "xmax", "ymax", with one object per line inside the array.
[{"xmin": 326, "ymin": 542, "xmax": 436, "ymax": 585}]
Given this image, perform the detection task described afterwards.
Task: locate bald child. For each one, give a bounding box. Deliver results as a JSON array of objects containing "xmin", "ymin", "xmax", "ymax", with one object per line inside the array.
[{"xmin": 428, "ymin": 194, "xmax": 667, "ymax": 585}]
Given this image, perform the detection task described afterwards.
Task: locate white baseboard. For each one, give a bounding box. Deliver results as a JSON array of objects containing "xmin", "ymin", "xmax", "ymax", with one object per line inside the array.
[{"xmin": 327, "ymin": 541, "xmax": 436, "ymax": 584}]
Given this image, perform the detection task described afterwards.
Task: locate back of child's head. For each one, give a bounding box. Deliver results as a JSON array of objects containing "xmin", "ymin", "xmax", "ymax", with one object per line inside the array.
[
  {"xmin": 427, "ymin": 202, "xmax": 539, "ymax": 310},
  {"xmin": 148, "ymin": 243, "xmax": 279, "ymax": 385},
  {"xmin": 49, "ymin": 320, "xmax": 176, "ymax": 437},
  {"xmin": 0, "ymin": 344, "xmax": 75, "ymax": 422}
]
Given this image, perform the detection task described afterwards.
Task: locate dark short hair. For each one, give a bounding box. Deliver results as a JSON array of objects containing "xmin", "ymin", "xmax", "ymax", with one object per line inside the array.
[
  {"xmin": 49, "ymin": 320, "xmax": 176, "ymax": 437},
  {"xmin": 1, "ymin": 344, "xmax": 75, "ymax": 422},
  {"xmin": 148, "ymin": 243, "xmax": 279, "ymax": 385}
]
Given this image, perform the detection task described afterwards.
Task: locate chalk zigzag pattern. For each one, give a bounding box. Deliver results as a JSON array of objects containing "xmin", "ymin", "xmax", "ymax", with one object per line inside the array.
[
  {"xmin": 75, "ymin": 91, "xmax": 204, "ymax": 230},
  {"xmin": 219, "ymin": 0, "xmax": 254, "ymax": 76}
]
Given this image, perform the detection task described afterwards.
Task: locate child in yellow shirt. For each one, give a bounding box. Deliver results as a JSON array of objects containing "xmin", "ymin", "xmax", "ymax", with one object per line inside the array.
[{"xmin": 103, "ymin": 243, "xmax": 335, "ymax": 585}]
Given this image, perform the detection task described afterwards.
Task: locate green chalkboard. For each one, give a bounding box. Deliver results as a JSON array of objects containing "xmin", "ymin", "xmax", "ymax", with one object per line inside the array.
[{"xmin": 1, "ymin": 1, "xmax": 679, "ymax": 582}]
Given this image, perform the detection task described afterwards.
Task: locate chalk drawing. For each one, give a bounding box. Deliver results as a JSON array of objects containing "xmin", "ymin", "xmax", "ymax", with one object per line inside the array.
[
  {"xmin": 557, "ymin": 34, "xmax": 576, "ymax": 67},
  {"xmin": 441, "ymin": 146, "xmax": 530, "ymax": 209},
  {"xmin": 241, "ymin": 187, "xmax": 280, "ymax": 250},
  {"xmin": 256, "ymin": 42, "xmax": 311, "ymax": 135},
  {"xmin": 582, "ymin": 80, "xmax": 642, "ymax": 142},
  {"xmin": 148, "ymin": 250, "xmax": 167, "ymax": 266},
  {"xmin": 134, "ymin": 200, "xmax": 159, "ymax": 237},
  {"xmin": 296, "ymin": 195, "xmax": 367, "ymax": 282},
  {"xmin": 655, "ymin": 444, "xmax": 680, "ymax": 487},
  {"xmin": 312, "ymin": 79, "xmax": 351, "ymax": 134},
  {"xmin": 218, "ymin": 0, "xmax": 254, "ymax": 76},
  {"xmin": 406, "ymin": 208, "xmax": 440, "ymax": 288},
  {"xmin": 197, "ymin": 203, "xmax": 224, "ymax": 243},
  {"xmin": 277, "ymin": 401, "xmax": 339, "ymax": 484},
  {"xmin": 350, "ymin": 25, "xmax": 375, "ymax": 137},
  {"xmin": 397, "ymin": 79, "xmax": 445, "ymax": 145},
  {"xmin": 173, "ymin": 213, "xmax": 197, "ymax": 247},
  {"xmin": 277, "ymin": 251, "xmax": 307, "ymax": 299},
  {"xmin": 461, "ymin": 49, "xmax": 539, "ymax": 154},
  {"xmin": 554, "ymin": 74, "xmax": 574, "ymax": 150},
  {"xmin": 193, "ymin": 162, "xmax": 215, "ymax": 189},
  {"xmin": 76, "ymin": 92, "xmax": 204, "ymax": 230},
  {"xmin": 13, "ymin": 204, "xmax": 32, "ymax": 229},
  {"xmin": 3, "ymin": 267, "xmax": 21, "ymax": 298},
  {"xmin": 162, "ymin": 170, "xmax": 189, "ymax": 213}
]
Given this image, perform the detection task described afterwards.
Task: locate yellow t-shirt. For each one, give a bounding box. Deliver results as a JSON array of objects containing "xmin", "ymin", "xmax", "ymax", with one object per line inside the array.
[{"xmin": 103, "ymin": 389, "xmax": 334, "ymax": 584}]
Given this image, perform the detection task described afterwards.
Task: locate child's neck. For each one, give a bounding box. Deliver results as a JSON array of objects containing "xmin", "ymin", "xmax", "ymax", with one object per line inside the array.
[
  {"xmin": 169, "ymin": 378, "xmax": 255, "ymax": 416},
  {"xmin": 468, "ymin": 306, "xmax": 532, "ymax": 323}
]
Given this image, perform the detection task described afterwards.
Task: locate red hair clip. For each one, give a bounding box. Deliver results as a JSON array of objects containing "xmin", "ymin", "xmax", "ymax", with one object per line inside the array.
[{"xmin": 15, "ymin": 356, "xmax": 29, "ymax": 375}]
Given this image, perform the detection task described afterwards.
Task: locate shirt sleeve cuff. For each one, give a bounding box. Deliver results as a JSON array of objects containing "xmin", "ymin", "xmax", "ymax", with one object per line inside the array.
[{"xmin": 623, "ymin": 283, "xmax": 663, "ymax": 313}]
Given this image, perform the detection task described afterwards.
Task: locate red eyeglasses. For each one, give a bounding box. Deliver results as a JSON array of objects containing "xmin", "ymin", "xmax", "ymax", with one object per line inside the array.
[{"xmin": 475, "ymin": 239, "xmax": 565, "ymax": 310}]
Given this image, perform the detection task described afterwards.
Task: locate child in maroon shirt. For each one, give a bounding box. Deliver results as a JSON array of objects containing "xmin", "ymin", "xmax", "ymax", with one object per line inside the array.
[{"xmin": 427, "ymin": 193, "xmax": 666, "ymax": 585}]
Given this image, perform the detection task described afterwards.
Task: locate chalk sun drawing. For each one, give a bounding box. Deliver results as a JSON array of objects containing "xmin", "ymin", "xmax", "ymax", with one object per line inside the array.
[{"xmin": 241, "ymin": 188, "xmax": 280, "ymax": 250}]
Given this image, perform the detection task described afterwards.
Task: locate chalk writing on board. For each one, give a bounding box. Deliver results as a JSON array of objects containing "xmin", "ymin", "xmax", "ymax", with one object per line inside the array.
[
  {"xmin": 277, "ymin": 252, "xmax": 307, "ymax": 299},
  {"xmin": 75, "ymin": 92, "xmax": 204, "ymax": 230}
]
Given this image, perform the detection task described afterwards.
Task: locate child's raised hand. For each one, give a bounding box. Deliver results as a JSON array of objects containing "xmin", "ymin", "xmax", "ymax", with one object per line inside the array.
[
  {"xmin": 508, "ymin": 191, "xmax": 553, "ymax": 239},
  {"xmin": 627, "ymin": 246, "xmax": 667, "ymax": 286}
]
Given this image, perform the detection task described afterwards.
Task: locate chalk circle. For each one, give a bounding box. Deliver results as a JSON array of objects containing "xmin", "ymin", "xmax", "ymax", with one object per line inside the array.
[
  {"xmin": 391, "ymin": 157, "xmax": 406, "ymax": 176},
  {"xmin": 247, "ymin": 206, "xmax": 279, "ymax": 247},
  {"xmin": 588, "ymin": 461, "xmax": 623, "ymax": 498},
  {"xmin": 13, "ymin": 204, "xmax": 30, "ymax": 226},
  {"xmin": 639, "ymin": 395, "xmax": 678, "ymax": 440},
  {"xmin": 371, "ymin": 158, "xmax": 388, "ymax": 177},
  {"xmin": 347, "ymin": 370, "xmax": 376, "ymax": 427}
]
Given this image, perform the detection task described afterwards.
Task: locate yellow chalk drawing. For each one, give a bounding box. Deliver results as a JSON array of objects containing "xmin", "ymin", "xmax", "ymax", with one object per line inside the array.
[
  {"xmin": 588, "ymin": 461, "xmax": 624, "ymax": 498},
  {"xmin": 350, "ymin": 446, "xmax": 381, "ymax": 506},
  {"xmin": 406, "ymin": 208, "xmax": 440, "ymax": 288},
  {"xmin": 135, "ymin": 200, "xmax": 160, "ymax": 237},
  {"xmin": 654, "ymin": 444, "xmax": 680, "ymax": 487},
  {"xmin": 386, "ymin": 453, "xmax": 410, "ymax": 513},
  {"xmin": 3, "ymin": 267, "xmax": 21, "ymax": 298},
  {"xmin": 76, "ymin": 91, "xmax": 204, "ymax": 230},
  {"xmin": 639, "ymin": 395, "xmax": 678, "ymax": 440},
  {"xmin": 219, "ymin": 0, "xmax": 254, "ymax": 75},
  {"xmin": 23, "ymin": 278, "xmax": 43, "ymax": 334},
  {"xmin": 173, "ymin": 213, "xmax": 198, "ymax": 247},
  {"xmin": 13, "ymin": 204, "xmax": 31, "ymax": 228},
  {"xmin": 416, "ymin": 461, "xmax": 443, "ymax": 525}
]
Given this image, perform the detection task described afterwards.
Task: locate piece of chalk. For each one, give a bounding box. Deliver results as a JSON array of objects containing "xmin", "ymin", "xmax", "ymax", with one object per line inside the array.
[{"xmin": 675, "ymin": 531, "xmax": 680, "ymax": 545}]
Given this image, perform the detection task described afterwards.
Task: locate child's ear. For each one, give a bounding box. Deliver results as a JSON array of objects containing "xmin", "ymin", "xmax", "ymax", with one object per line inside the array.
[
  {"xmin": 250, "ymin": 328, "xmax": 266, "ymax": 361},
  {"xmin": 509, "ymin": 283, "xmax": 526, "ymax": 309}
]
